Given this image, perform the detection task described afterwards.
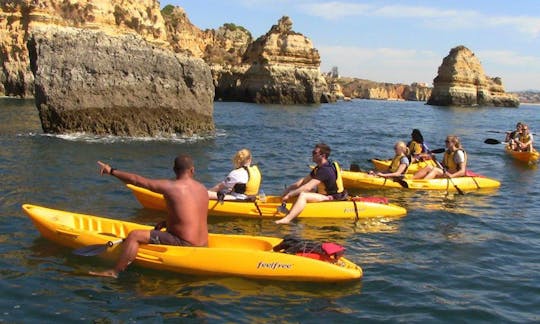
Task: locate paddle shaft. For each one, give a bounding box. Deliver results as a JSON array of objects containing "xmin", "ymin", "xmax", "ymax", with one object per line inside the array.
[
  {"xmin": 489, "ymin": 130, "xmax": 537, "ymax": 136},
  {"xmin": 432, "ymin": 158, "xmax": 465, "ymax": 195},
  {"xmin": 73, "ymin": 238, "xmax": 124, "ymax": 256}
]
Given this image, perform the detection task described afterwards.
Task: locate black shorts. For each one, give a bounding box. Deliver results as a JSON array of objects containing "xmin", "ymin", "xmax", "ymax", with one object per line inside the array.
[{"xmin": 149, "ymin": 230, "xmax": 193, "ymax": 246}]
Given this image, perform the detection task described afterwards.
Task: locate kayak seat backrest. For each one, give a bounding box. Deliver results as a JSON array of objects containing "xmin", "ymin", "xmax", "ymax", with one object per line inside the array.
[
  {"xmin": 273, "ymin": 235, "xmax": 345, "ymax": 261},
  {"xmin": 465, "ymin": 170, "xmax": 484, "ymax": 177},
  {"xmin": 349, "ymin": 163, "xmax": 361, "ymax": 172}
]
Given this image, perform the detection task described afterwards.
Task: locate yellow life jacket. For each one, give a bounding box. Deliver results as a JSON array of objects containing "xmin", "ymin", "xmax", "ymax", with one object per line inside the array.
[
  {"xmin": 443, "ymin": 149, "xmax": 467, "ymax": 173},
  {"xmin": 315, "ymin": 161, "xmax": 345, "ymax": 195},
  {"xmin": 243, "ymin": 165, "xmax": 262, "ymax": 196},
  {"xmin": 389, "ymin": 153, "xmax": 407, "ymax": 173},
  {"xmin": 519, "ymin": 133, "xmax": 532, "ymax": 143},
  {"xmin": 408, "ymin": 141, "xmax": 423, "ymax": 155}
]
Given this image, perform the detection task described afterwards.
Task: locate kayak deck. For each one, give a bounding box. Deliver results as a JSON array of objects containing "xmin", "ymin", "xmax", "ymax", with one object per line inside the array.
[
  {"xmin": 127, "ymin": 184, "xmax": 407, "ymax": 219},
  {"xmin": 342, "ymin": 170, "xmax": 501, "ymax": 192},
  {"xmin": 505, "ymin": 145, "xmax": 539, "ymax": 164},
  {"xmin": 22, "ymin": 204, "xmax": 362, "ymax": 282}
]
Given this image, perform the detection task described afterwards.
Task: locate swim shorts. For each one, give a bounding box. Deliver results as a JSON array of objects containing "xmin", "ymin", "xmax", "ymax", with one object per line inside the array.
[{"xmin": 149, "ymin": 230, "xmax": 193, "ymax": 246}]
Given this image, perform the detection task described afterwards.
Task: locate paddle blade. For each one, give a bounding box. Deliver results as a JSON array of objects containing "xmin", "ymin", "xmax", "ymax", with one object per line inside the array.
[
  {"xmin": 392, "ymin": 177, "xmax": 409, "ymax": 188},
  {"xmin": 73, "ymin": 239, "xmax": 123, "ymax": 257},
  {"xmin": 430, "ymin": 148, "xmax": 446, "ymax": 154},
  {"xmin": 277, "ymin": 202, "xmax": 289, "ymax": 214},
  {"xmin": 454, "ymin": 184, "xmax": 465, "ymax": 195},
  {"xmin": 73, "ymin": 244, "xmax": 109, "ymax": 256},
  {"xmin": 484, "ymin": 138, "xmax": 502, "ymax": 145}
]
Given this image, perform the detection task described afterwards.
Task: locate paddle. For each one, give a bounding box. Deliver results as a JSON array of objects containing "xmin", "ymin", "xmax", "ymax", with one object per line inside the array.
[
  {"xmin": 390, "ymin": 175, "xmax": 409, "ymax": 188},
  {"xmin": 432, "ymin": 158, "xmax": 465, "ymax": 195},
  {"xmin": 429, "ymin": 148, "xmax": 446, "ymax": 154},
  {"xmin": 73, "ymin": 238, "xmax": 123, "ymax": 256},
  {"xmin": 484, "ymin": 138, "xmax": 507, "ymax": 145},
  {"xmin": 488, "ymin": 130, "xmax": 537, "ymax": 136},
  {"xmin": 277, "ymin": 202, "xmax": 289, "ymax": 214},
  {"xmin": 217, "ymin": 189, "xmax": 227, "ymax": 204}
]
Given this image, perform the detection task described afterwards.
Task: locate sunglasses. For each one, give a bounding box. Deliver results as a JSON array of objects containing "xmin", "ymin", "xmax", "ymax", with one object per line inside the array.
[{"xmin": 312, "ymin": 150, "xmax": 321, "ymax": 155}]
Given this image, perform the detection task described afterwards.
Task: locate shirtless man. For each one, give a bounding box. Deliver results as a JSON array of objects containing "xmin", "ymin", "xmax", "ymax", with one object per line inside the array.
[{"xmin": 89, "ymin": 154, "xmax": 209, "ymax": 278}]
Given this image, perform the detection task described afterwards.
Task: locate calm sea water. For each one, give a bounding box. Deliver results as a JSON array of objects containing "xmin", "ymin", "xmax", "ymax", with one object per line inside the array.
[{"xmin": 1, "ymin": 97, "xmax": 539, "ymax": 322}]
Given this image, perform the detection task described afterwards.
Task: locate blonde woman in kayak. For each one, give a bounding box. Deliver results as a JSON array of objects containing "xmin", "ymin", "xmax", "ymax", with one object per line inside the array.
[
  {"xmin": 208, "ymin": 148, "xmax": 262, "ymax": 201},
  {"xmin": 374, "ymin": 141, "xmax": 410, "ymax": 178},
  {"xmin": 413, "ymin": 135, "xmax": 467, "ymax": 179}
]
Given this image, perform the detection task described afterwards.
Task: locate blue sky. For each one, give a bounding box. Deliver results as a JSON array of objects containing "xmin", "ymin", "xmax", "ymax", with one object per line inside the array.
[{"xmin": 161, "ymin": 0, "xmax": 540, "ymax": 91}]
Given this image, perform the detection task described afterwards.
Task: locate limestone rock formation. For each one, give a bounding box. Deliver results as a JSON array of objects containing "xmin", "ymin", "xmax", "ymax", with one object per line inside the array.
[
  {"xmin": 214, "ymin": 16, "xmax": 332, "ymax": 104},
  {"xmin": 427, "ymin": 46, "xmax": 519, "ymax": 107},
  {"xmin": 2, "ymin": 3, "xmax": 331, "ymax": 105},
  {"xmin": 165, "ymin": 13, "xmax": 332, "ymax": 104},
  {"xmin": 1, "ymin": 0, "xmax": 168, "ymax": 97},
  {"xmin": 28, "ymin": 27, "xmax": 214, "ymax": 136},
  {"xmin": 330, "ymin": 77, "xmax": 431, "ymax": 101},
  {"xmin": 163, "ymin": 6, "xmax": 251, "ymax": 66}
]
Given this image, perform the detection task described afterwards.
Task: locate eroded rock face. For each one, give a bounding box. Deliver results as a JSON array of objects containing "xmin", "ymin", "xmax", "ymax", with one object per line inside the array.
[
  {"xmin": 331, "ymin": 77, "xmax": 431, "ymax": 101},
  {"xmin": 0, "ymin": 0, "xmax": 168, "ymax": 97},
  {"xmin": 427, "ymin": 46, "xmax": 519, "ymax": 107},
  {"xmin": 165, "ymin": 13, "xmax": 331, "ymax": 104},
  {"xmin": 215, "ymin": 16, "xmax": 331, "ymax": 104},
  {"xmin": 29, "ymin": 27, "xmax": 214, "ymax": 136}
]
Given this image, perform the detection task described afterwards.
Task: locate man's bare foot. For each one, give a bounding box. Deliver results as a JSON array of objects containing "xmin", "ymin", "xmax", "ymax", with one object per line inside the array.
[{"xmin": 89, "ymin": 269, "xmax": 119, "ymax": 278}]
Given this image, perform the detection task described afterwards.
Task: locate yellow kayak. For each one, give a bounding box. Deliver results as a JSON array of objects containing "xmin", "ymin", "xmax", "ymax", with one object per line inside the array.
[
  {"xmin": 371, "ymin": 158, "xmax": 437, "ymax": 174},
  {"xmin": 127, "ymin": 184, "xmax": 407, "ymax": 220},
  {"xmin": 22, "ymin": 204, "xmax": 362, "ymax": 282},
  {"xmin": 342, "ymin": 170, "xmax": 501, "ymax": 192},
  {"xmin": 505, "ymin": 145, "xmax": 539, "ymax": 164}
]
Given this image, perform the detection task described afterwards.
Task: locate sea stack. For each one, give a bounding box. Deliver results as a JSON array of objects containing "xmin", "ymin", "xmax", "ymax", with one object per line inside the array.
[
  {"xmin": 29, "ymin": 27, "xmax": 214, "ymax": 137},
  {"xmin": 427, "ymin": 45, "xmax": 519, "ymax": 107}
]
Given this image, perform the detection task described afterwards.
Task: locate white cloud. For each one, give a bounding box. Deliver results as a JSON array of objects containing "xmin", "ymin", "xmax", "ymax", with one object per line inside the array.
[
  {"xmin": 298, "ymin": 1, "xmax": 372, "ymax": 20},
  {"xmin": 299, "ymin": 1, "xmax": 540, "ymax": 37},
  {"xmin": 478, "ymin": 50, "xmax": 540, "ymax": 67},
  {"xmin": 485, "ymin": 16, "xmax": 540, "ymax": 38},
  {"xmin": 476, "ymin": 50, "xmax": 540, "ymax": 90},
  {"xmin": 318, "ymin": 45, "xmax": 441, "ymax": 85}
]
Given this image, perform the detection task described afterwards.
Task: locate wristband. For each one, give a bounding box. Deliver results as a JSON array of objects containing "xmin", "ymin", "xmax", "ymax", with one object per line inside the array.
[{"xmin": 110, "ymin": 168, "xmax": 116, "ymax": 176}]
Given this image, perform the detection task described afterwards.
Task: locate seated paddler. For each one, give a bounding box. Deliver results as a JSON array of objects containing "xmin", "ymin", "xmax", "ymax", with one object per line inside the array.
[
  {"xmin": 373, "ymin": 141, "xmax": 410, "ymax": 178},
  {"xmin": 276, "ymin": 143, "xmax": 347, "ymax": 225},
  {"xmin": 413, "ymin": 135, "xmax": 467, "ymax": 179},
  {"xmin": 407, "ymin": 128, "xmax": 431, "ymax": 162},
  {"xmin": 208, "ymin": 148, "xmax": 262, "ymax": 201}
]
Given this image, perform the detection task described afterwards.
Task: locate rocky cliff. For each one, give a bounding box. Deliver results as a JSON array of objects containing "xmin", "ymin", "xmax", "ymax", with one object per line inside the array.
[
  {"xmin": 427, "ymin": 45, "xmax": 519, "ymax": 107},
  {"xmin": 329, "ymin": 77, "xmax": 431, "ymax": 101},
  {"xmin": 165, "ymin": 13, "xmax": 331, "ymax": 104},
  {"xmin": 0, "ymin": 0, "xmax": 168, "ymax": 98},
  {"xmin": 218, "ymin": 16, "xmax": 331, "ymax": 104},
  {"xmin": 2, "ymin": 3, "xmax": 331, "ymax": 104},
  {"xmin": 29, "ymin": 27, "xmax": 214, "ymax": 136}
]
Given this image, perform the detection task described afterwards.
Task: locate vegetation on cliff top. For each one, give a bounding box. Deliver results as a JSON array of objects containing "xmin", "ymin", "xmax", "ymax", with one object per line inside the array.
[
  {"xmin": 161, "ymin": 5, "xmax": 175, "ymax": 17},
  {"xmin": 222, "ymin": 23, "xmax": 251, "ymax": 37}
]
